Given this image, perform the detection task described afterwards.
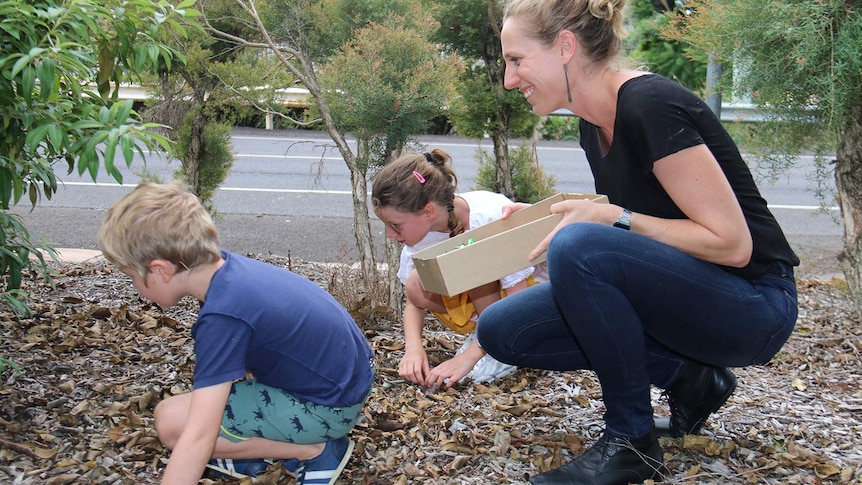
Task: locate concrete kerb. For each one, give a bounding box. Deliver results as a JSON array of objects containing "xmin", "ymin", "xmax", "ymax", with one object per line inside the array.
[{"xmin": 30, "ymin": 248, "xmax": 105, "ymax": 264}]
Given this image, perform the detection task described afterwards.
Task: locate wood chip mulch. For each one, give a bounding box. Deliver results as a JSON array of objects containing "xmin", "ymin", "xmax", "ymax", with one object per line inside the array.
[{"xmin": 1, "ymin": 255, "xmax": 860, "ymax": 484}]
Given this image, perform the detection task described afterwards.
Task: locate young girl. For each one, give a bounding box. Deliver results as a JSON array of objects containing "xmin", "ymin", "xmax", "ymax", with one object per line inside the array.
[{"xmin": 372, "ymin": 149, "xmax": 541, "ymax": 389}]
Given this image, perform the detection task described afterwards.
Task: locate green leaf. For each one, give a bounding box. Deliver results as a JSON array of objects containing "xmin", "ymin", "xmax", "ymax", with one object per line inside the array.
[
  {"xmin": 20, "ymin": 66, "xmax": 35, "ymax": 102},
  {"xmin": 10, "ymin": 49, "xmax": 35, "ymax": 77},
  {"xmin": 112, "ymin": 100, "xmax": 134, "ymax": 125},
  {"xmin": 103, "ymin": 136, "xmax": 117, "ymax": 181},
  {"xmin": 0, "ymin": 168, "xmax": 11, "ymax": 209},
  {"xmin": 148, "ymin": 45, "xmax": 160, "ymax": 67},
  {"xmin": 121, "ymin": 133, "xmax": 135, "ymax": 165},
  {"xmin": 12, "ymin": 174, "xmax": 24, "ymax": 204},
  {"xmin": 37, "ymin": 57, "xmax": 57, "ymax": 101},
  {"xmin": 47, "ymin": 124, "xmax": 64, "ymax": 153},
  {"xmin": 24, "ymin": 124, "xmax": 51, "ymax": 156}
]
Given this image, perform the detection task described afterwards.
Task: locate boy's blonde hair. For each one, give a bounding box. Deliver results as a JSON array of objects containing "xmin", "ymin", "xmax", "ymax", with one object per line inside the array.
[{"xmin": 98, "ymin": 181, "xmax": 221, "ymax": 278}]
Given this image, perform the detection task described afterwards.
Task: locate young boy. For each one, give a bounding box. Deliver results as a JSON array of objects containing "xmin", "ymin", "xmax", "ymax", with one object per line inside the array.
[{"xmin": 98, "ymin": 181, "xmax": 375, "ymax": 485}]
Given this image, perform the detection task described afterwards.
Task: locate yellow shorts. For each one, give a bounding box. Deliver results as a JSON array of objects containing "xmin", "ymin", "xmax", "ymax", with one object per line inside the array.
[{"xmin": 431, "ymin": 275, "xmax": 540, "ymax": 335}]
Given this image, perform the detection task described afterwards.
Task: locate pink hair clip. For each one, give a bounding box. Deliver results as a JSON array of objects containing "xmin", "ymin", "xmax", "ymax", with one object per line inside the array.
[{"xmin": 412, "ymin": 170, "xmax": 426, "ymax": 184}]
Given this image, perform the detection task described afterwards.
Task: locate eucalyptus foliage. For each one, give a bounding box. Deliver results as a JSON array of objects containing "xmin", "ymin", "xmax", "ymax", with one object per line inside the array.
[
  {"xmin": 0, "ymin": 0, "xmax": 198, "ymax": 312},
  {"xmin": 667, "ymin": 0, "xmax": 862, "ymax": 310},
  {"xmin": 320, "ymin": 13, "xmax": 462, "ymax": 170},
  {"xmin": 665, "ymin": 0, "xmax": 860, "ymax": 156},
  {"xmin": 626, "ymin": 0, "xmax": 706, "ymax": 91}
]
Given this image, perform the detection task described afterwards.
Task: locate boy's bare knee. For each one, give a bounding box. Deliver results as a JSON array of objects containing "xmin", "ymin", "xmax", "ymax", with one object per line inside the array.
[{"xmin": 153, "ymin": 398, "xmax": 182, "ymax": 449}]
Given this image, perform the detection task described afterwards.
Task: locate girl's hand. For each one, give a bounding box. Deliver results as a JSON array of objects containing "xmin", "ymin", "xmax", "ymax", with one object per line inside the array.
[
  {"xmin": 399, "ymin": 348, "xmax": 431, "ymax": 386},
  {"xmin": 425, "ymin": 341, "xmax": 485, "ymax": 390},
  {"xmin": 529, "ymin": 200, "xmax": 616, "ymax": 260},
  {"xmin": 424, "ymin": 354, "xmax": 477, "ymax": 390}
]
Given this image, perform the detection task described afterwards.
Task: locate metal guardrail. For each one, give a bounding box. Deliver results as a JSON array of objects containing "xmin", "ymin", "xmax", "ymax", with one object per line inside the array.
[
  {"xmin": 553, "ymin": 102, "xmax": 763, "ymax": 123},
  {"xmin": 110, "ymin": 83, "xmax": 764, "ymax": 126}
]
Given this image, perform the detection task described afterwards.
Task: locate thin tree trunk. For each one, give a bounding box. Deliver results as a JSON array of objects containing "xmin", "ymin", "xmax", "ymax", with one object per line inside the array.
[
  {"xmin": 382, "ymin": 148, "xmax": 404, "ymax": 314},
  {"xmin": 491, "ymin": 128, "xmax": 514, "ymax": 199},
  {"xmin": 349, "ymin": 170, "xmax": 376, "ymax": 278},
  {"xmin": 835, "ymin": 104, "xmax": 862, "ymax": 316},
  {"xmin": 310, "ymin": 85, "xmax": 376, "ymax": 280},
  {"xmin": 186, "ymin": 106, "xmax": 204, "ymax": 197},
  {"xmin": 385, "ymin": 236, "xmax": 404, "ymax": 316}
]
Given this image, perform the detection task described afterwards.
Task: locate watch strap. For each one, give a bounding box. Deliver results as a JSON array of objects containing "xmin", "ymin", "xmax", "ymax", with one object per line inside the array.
[{"xmin": 613, "ymin": 208, "xmax": 632, "ymax": 230}]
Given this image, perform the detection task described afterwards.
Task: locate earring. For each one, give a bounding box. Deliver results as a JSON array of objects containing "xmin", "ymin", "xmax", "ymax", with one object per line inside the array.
[{"xmin": 563, "ymin": 64, "xmax": 573, "ymax": 103}]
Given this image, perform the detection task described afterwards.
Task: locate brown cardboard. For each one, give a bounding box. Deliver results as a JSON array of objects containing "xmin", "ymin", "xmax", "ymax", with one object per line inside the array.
[{"xmin": 411, "ymin": 193, "xmax": 608, "ymax": 296}]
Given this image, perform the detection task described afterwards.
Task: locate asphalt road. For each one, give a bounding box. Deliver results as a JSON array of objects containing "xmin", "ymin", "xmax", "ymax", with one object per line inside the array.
[{"xmin": 9, "ymin": 127, "xmax": 845, "ymax": 279}]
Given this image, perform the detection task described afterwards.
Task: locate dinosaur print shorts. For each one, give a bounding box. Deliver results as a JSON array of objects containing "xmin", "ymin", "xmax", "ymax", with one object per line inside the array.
[{"xmin": 218, "ymin": 379, "xmax": 368, "ymax": 444}]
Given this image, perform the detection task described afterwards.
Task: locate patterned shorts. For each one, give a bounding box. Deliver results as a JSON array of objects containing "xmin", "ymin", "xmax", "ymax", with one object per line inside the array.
[{"xmin": 218, "ymin": 379, "xmax": 369, "ymax": 444}]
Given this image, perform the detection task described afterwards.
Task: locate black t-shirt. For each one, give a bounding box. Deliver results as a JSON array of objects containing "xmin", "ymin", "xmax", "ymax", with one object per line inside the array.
[{"xmin": 579, "ymin": 74, "xmax": 799, "ymax": 278}]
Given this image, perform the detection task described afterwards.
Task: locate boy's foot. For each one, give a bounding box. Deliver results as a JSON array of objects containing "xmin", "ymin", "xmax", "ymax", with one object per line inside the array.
[
  {"xmin": 206, "ymin": 458, "xmax": 271, "ymax": 479},
  {"xmin": 295, "ymin": 436, "xmax": 355, "ymax": 485},
  {"xmin": 282, "ymin": 458, "xmax": 300, "ymax": 475}
]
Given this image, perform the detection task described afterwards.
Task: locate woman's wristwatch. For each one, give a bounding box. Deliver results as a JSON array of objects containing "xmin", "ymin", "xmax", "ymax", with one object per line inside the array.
[{"xmin": 613, "ymin": 208, "xmax": 632, "ymax": 230}]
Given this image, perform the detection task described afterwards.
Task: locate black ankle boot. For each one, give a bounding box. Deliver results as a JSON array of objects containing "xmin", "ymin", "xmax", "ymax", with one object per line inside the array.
[
  {"xmin": 529, "ymin": 428, "xmax": 667, "ymax": 485},
  {"xmin": 655, "ymin": 362, "xmax": 737, "ymax": 438}
]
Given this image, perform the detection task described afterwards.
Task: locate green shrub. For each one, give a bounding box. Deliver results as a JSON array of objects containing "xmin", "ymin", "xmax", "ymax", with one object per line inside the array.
[
  {"xmin": 474, "ymin": 142, "xmax": 557, "ymax": 203},
  {"xmin": 537, "ymin": 116, "xmax": 581, "ymax": 141},
  {"xmin": 174, "ymin": 114, "xmax": 234, "ymax": 215},
  {"xmin": 0, "ymin": 212, "xmax": 55, "ymax": 315}
]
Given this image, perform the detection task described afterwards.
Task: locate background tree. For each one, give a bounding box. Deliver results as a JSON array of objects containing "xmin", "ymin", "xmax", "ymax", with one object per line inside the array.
[
  {"xmin": 319, "ymin": 13, "xmax": 462, "ymax": 307},
  {"xmin": 0, "ymin": 0, "xmax": 196, "ymax": 312},
  {"xmin": 142, "ymin": 0, "xmax": 275, "ymax": 211},
  {"xmin": 432, "ymin": 0, "xmax": 539, "ymax": 200},
  {"xmin": 204, "ymin": 0, "xmax": 461, "ymax": 302},
  {"xmin": 627, "ymin": 0, "xmax": 706, "ymax": 91},
  {"xmin": 203, "ymin": 0, "xmax": 376, "ymax": 280},
  {"xmin": 666, "ymin": 0, "xmax": 862, "ymax": 311}
]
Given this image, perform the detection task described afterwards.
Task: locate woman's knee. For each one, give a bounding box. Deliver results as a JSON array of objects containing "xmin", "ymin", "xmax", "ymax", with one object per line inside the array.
[
  {"xmin": 476, "ymin": 299, "xmax": 513, "ymax": 357},
  {"xmin": 548, "ymin": 224, "xmax": 630, "ymax": 277},
  {"xmin": 549, "ymin": 224, "xmax": 611, "ymax": 259}
]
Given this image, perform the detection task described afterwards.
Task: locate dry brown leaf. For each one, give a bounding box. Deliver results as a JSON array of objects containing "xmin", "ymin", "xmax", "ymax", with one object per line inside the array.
[
  {"xmin": 496, "ymin": 402, "xmax": 532, "ymax": 416},
  {"xmin": 813, "ymin": 462, "xmax": 842, "ymax": 479},
  {"xmin": 46, "ymin": 473, "xmax": 81, "ymax": 485},
  {"xmin": 32, "ymin": 445, "xmax": 58, "ymax": 459}
]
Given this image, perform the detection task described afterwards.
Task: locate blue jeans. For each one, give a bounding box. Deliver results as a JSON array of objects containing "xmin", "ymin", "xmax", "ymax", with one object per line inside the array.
[{"xmin": 477, "ymin": 223, "xmax": 797, "ymax": 438}]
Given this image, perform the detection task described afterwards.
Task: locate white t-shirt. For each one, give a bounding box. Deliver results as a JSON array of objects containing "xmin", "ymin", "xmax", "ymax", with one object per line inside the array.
[{"xmin": 397, "ymin": 191, "xmax": 536, "ymax": 290}]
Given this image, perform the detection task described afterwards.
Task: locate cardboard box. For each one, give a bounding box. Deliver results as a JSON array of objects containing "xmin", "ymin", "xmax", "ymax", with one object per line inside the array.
[{"xmin": 411, "ymin": 193, "xmax": 608, "ymax": 296}]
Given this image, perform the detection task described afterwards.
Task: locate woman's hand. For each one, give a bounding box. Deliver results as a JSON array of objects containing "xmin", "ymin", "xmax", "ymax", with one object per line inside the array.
[
  {"xmin": 399, "ymin": 348, "xmax": 431, "ymax": 386},
  {"xmin": 529, "ymin": 199, "xmax": 618, "ymax": 260}
]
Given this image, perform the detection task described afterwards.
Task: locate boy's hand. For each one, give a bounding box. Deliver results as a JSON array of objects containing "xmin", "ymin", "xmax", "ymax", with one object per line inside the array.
[
  {"xmin": 160, "ymin": 382, "xmax": 231, "ymax": 484},
  {"xmin": 399, "ymin": 349, "xmax": 430, "ymax": 386}
]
